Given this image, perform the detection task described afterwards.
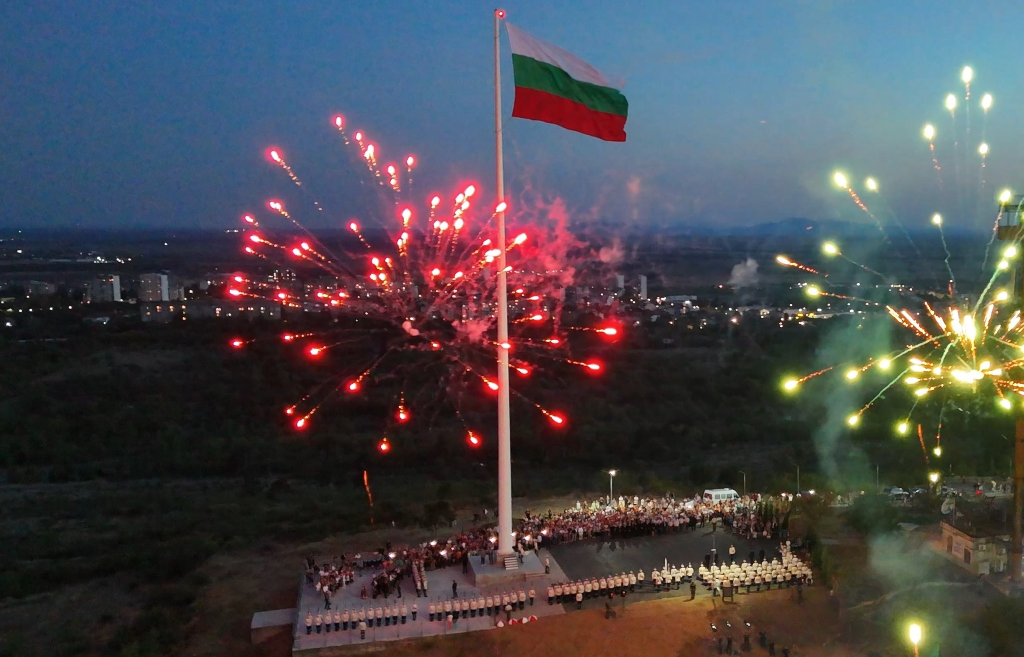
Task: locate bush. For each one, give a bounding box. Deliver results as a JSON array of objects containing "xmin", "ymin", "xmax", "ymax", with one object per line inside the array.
[
  {"xmin": 148, "ymin": 582, "xmax": 199, "ymax": 608},
  {"xmin": 810, "ymin": 540, "xmax": 834, "ymax": 586},
  {"xmin": 845, "ymin": 494, "xmax": 899, "ymax": 536},
  {"xmin": 980, "ymin": 597, "xmax": 1024, "ymax": 657}
]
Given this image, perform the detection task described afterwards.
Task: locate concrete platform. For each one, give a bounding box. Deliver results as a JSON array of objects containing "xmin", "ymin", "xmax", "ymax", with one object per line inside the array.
[
  {"xmin": 291, "ymin": 551, "xmax": 566, "ymax": 655},
  {"xmin": 468, "ymin": 551, "xmax": 548, "ymax": 587},
  {"xmin": 251, "ymin": 608, "xmax": 296, "ymax": 644}
]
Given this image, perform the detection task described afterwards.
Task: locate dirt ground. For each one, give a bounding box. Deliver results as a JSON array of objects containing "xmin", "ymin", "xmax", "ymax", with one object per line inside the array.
[{"xmin": 383, "ymin": 589, "xmax": 857, "ymax": 657}]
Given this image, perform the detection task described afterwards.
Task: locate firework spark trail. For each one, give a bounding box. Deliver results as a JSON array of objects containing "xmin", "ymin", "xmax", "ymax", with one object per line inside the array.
[
  {"xmin": 932, "ymin": 405, "xmax": 948, "ymax": 456},
  {"xmin": 820, "ymin": 241, "xmax": 887, "ymax": 280},
  {"xmin": 980, "ymin": 93, "xmax": 992, "ymax": 141},
  {"xmin": 929, "ymin": 214, "xmax": 957, "ymax": 295},
  {"xmin": 947, "ymin": 94, "xmax": 962, "ymax": 216},
  {"xmin": 982, "ymin": 208, "xmax": 1004, "ymax": 273},
  {"xmin": 831, "ymin": 172, "xmax": 891, "ymax": 243},
  {"xmin": 775, "ymin": 255, "xmax": 820, "ymax": 275},
  {"xmin": 804, "ymin": 284, "xmax": 880, "ymax": 306},
  {"xmin": 916, "ymin": 424, "xmax": 931, "ymax": 464},
  {"xmin": 972, "ymin": 244, "xmax": 1019, "ymax": 319},
  {"xmin": 853, "ymin": 365, "xmax": 916, "ymax": 419},
  {"xmin": 922, "ymin": 124, "xmax": 942, "ymax": 182},
  {"xmin": 782, "ymin": 367, "xmax": 834, "ymax": 391},
  {"xmin": 264, "ymin": 199, "xmax": 350, "ymax": 269},
  {"xmin": 963, "ymin": 66, "xmax": 973, "ymax": 149},
  {"xmin": 268, "ymin": 149, "xmax": 326, "ymax": 217},
  {"xmin": 979, "ymin": 142, "xmax": 989, "ymax": 191},
  {"xmin": 363, "ymin": 470, "xmax": 374, "ymax": 524}
]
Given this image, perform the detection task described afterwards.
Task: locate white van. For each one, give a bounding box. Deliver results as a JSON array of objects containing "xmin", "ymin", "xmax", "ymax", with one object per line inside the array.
[{"xmin": 703, "ymin": 488, "xmax": 740, "ymax": 503}]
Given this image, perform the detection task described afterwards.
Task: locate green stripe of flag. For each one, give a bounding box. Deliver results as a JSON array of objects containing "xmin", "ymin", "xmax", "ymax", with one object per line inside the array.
[{"xmin": 511, "ymin": 54, "xmax": 628, "ymax": 117}]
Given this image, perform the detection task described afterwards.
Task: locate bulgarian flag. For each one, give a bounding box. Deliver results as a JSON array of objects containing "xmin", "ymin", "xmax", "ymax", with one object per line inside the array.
[{"xmin": 506, "ymin": 22, "xmax": 628, "ymax": 142}]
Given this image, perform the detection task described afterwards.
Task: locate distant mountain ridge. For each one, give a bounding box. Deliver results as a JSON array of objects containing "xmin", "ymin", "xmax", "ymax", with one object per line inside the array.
[{"xmin": 645, "ymin": 216, "xmax": 982, "ymax": 238}]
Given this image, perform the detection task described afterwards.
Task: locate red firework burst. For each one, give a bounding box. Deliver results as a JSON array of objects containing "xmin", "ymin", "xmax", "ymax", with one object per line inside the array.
[{"xmin": 229, "ymin": 113, "xmax": 617, "ymax": 451}]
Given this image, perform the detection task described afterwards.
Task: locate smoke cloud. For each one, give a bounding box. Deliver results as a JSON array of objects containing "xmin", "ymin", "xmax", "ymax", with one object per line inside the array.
[
  {"xmin": 598, "ymin": 238, "xmax": 625, "ymax": 264},
  {"xmin": 728, "ymin": 258, "xmax": 759, "ymax": 288}
]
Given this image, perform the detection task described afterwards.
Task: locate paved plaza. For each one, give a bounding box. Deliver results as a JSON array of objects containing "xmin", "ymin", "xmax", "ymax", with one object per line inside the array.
[
  {"xmin": 550, "ymin": 526, "xmax": 779, "ymax": 581},
  {"xmin": 291, "ymin": 527, "xmax": 789, "ymax": 653}
]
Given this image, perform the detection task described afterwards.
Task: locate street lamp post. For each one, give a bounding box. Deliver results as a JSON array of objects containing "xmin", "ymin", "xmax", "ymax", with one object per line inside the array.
[
  {"xmin": 738, "ymin": 471, "xmax": 746, "ymax": 496},
  {"xmin": 607, "ymin": 469, "xmax": 617, "ymax": 503},
  {"xmin": 1013, "ymin": 417, "xmax": 1024, "ymax": 582}
]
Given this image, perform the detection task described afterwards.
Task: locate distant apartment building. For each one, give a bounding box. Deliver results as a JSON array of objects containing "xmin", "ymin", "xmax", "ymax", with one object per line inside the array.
[
  {"xmin": 272, "ymin": 269, "xmax": 297, "ymax": 284},
  {"xmin": 86, "ymin": 275, "xmax": 122, "ymax": 303},
  {"xmin": 139, "ymin": 273, "xmax": 170, "ymax": 302},
  {"xmin": 25, "ymin": 281, "xmax": 56, "ymax": 296},
  {"xmin": 140, "ymin": 299, "xmax": 282, "ymax": 323},
  {"xmin": 639, "ymin": 275, "xmax": 648, "ymax": 301}
]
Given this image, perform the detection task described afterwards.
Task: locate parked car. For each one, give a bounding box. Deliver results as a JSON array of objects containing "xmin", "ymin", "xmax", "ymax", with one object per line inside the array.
[{"xmin": 885, "ymin": 487, "xmax": 909, "ymax": 499}]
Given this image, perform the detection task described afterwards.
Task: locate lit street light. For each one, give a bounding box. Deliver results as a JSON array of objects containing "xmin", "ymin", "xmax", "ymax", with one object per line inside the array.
[
  {"xmin": 909, "ymin": 622, "xmax": 922, "ymax": 657},
  {"xmin": 607, "ymin": 469, "xmax": 618, "ymax": 502}
]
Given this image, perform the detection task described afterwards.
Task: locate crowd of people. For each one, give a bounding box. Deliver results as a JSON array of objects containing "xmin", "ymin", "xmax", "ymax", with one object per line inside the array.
[
  {"xmin": 519, "ymin": 493, "xmax": 790, "ymax": 547},
  {"xmin": 696, "ymin": 542, "xmax": 812, "ymax": 595},
  {"xmin": 545, "ymin": 570, "xmax": 643, "ymax": 609},
  {"xmin": 539, "ymin": 541, "xmax": 812, "ymax": 611},
  {"xmin": 304, "ymin": 492, "xmax": 793, "ymax": 602},
  {"xmin": 304, "ymin": 584, "xmax": 539, "ymax": 636}
]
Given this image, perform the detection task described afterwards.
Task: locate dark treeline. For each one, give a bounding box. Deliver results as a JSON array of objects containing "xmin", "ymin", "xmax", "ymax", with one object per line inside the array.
[{"xmin": 1, "ymin": 309, "xmax": 1016, "ymax": 492}]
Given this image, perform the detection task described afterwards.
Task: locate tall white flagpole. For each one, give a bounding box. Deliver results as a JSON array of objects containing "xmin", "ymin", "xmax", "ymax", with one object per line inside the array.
[{"xmin": 493, "ymin": 7, "xmax": 514, "ymax": 560}]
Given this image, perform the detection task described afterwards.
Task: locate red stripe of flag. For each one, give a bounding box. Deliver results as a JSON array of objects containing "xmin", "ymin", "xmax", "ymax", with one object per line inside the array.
[{"xmin": 512, "ymin": 87, "xmax": 626, "ymax": 142}]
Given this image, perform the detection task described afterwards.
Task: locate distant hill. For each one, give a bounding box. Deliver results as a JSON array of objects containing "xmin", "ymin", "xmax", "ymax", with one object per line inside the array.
[{"xmin": 643, "ymin": 216, "xmax": 981, "ymax": 238}]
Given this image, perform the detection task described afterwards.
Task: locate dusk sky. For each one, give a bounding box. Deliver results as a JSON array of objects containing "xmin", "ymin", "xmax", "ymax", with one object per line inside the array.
[{"xmin": 3, "ymin": 0, "xmax": 1023, "ymax": 230}]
